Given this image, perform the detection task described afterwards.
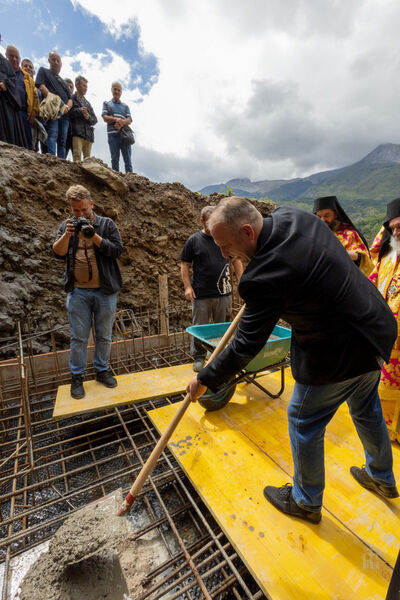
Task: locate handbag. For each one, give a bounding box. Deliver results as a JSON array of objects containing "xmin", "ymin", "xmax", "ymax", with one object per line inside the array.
[
  {"xmin": 120, "ymin": 125, "xmax": 135, "ymax": 145},
  {"xmin": 107, "ymin": 102, "xmax": 135, "ymax": 145}
]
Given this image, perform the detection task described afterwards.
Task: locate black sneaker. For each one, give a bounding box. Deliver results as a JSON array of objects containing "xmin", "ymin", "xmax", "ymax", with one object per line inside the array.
[
  {"xmin": 71, "ymin": 374, "xmax": 85, "ymax": 399},
  {"xmin": 95, "ymin": 370, "xmax": 117, "ymax": 388},
  {"xmin": 263, "ymin": 484, "xmax": 322, "ymax": 524},
  {"xmin": 350, "ymin": 466, "xmax": 399, "ymax": 499}
]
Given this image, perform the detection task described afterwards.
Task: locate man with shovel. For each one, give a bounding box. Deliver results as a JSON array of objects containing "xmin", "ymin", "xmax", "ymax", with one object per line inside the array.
[{"xmin": 186, "ymin": 197, "xmax": 398, "ymax": 524}]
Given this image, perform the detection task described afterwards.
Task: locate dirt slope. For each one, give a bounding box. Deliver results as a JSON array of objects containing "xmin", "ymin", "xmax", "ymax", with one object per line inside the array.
[{"xmin": 0, "ymin": 142, "xmax": 274, "ymax": 354}]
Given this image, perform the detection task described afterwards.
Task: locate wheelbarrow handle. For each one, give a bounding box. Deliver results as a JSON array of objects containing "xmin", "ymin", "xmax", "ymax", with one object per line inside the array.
[{"xmin": 117, "ymin": 305, "xmax": 246, "ymax": 516}]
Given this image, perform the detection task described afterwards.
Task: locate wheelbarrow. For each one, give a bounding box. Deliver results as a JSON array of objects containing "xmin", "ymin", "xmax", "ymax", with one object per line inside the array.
[{"xmin": 186, "ymin": 322, "xmax": 291, "ymax": 411}]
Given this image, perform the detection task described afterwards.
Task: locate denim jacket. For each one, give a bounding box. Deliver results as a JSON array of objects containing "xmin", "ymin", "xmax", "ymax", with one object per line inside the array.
[{"xmin": 53, "ymin": 213, "xmax": 123, "ymax": 294}]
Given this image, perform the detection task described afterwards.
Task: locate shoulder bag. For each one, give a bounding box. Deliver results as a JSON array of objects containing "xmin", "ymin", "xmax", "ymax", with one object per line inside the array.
[{"xmin": 107, "ymin": 102, "xmax": 135, "ymax": 145}]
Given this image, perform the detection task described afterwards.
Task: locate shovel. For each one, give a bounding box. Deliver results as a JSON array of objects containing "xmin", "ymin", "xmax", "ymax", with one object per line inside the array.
[{"xmin": 117, "ymin": 304, "xmax": 246, "ymax": 516}]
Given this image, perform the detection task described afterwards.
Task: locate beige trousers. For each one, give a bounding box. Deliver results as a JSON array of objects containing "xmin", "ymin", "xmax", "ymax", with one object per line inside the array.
[{"xmin": 72, "ymin": 136, "xmax": 92, "ymax": 162}]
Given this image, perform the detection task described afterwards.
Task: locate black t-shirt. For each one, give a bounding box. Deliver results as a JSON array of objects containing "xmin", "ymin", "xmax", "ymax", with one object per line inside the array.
[
  {"xmin": 180, "ymin": 231, "xmax": 231, "ymax": 298},
  {"xmin": 35, "ymin": 67, "xmax": 71, "ymax": 104}
]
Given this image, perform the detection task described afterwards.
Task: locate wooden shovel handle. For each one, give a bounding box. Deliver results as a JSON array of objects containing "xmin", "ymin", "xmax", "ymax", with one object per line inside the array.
[{"xmin": 117, "ymin": 304, "xmax": 246, "ymax": 515}]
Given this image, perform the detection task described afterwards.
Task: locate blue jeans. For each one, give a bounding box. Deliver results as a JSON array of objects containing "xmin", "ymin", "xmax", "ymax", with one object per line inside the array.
[
  {"xmin": 108, "ymin": 133, "xmax": 132, "ymax": 172},
  {"xmin": 46, "ymin": 116, "xmax": 70, "ymax": 158},
  {"xmin": 288, "ymin": 370, "xmax": 395, "ymax": 512},
  {"xmin": 66, "ymin": 288, "xmax": 118, "ymax": 375},
  {"xmin": 19, "ymin": 110, "xmax": 33, "ymax": 150}
]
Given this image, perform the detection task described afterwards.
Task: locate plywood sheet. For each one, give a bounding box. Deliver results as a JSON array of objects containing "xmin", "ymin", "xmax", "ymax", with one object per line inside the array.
[
  {"xmin": 149, "ymin": 371, "xmax": 397, "ymax": 599},
  {"xmin": 52, "ymin": 363, "xmax": 194, "ymax": 418},
  {"xmin": 229, "ymin": 370, "xmax": 400, "ymax": 567}
]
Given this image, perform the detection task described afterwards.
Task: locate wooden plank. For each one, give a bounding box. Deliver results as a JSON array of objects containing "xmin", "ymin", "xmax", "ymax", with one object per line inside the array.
[
  {"xmin": 224, "ymin": 370, "xmax": 400, "ymax": 568},
  {"xmin": 52, "ymin": 363, "xmax": 194, "ymax": 418},
  {"xmin": 149, "ymin": 400, "xmax": 392, "ymax": 599}
]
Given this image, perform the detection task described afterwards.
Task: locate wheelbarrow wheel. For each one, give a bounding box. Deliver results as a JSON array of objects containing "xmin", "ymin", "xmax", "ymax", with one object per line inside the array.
[{"xmin": 199, "ymin": 385, "xmax": 236, "ymax": 411}]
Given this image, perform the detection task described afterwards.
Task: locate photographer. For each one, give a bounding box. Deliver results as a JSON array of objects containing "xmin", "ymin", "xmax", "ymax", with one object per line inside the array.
[{"xmin": 52, "ymin": 185, "xmax": 123, "ymax": 399}]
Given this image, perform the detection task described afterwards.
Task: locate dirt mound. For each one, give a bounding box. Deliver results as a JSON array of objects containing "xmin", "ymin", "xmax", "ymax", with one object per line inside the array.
[{"xmin": 0, "ymin": 142, "xmax": 274, "ymax": 355}]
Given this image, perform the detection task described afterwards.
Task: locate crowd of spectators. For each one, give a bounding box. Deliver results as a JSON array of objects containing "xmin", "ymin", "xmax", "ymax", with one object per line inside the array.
[{"xmin": 0, "ymin": 47, "xmax": 133, "ymax": 172}]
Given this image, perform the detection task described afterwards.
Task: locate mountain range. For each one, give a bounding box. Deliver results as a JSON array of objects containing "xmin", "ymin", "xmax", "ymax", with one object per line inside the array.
[{"xmin": 198, "ymin": 143, "xmax": 400, "ymax": 243}]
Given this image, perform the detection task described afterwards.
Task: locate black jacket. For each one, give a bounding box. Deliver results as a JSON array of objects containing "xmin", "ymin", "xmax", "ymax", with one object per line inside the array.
[
  {"xmin": 198, "ymin": 206, "xmax": 397, "ymax": 391},
  {"xmin": 69, "ymin": 94, "xmax": 97, "ymax": 142},
  {"xmin": 35, "ymin": 67, "xmax": 71, "ymax": 104},
  {"xmin": 53, "ymin": 213, "xmax": 123, "ymax": 294}
]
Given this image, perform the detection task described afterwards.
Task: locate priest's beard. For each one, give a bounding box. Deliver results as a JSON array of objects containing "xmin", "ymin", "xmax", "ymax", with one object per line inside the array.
[
  {"xmin": 327, "ymin": 219, "xmax": 339, "ymax": 230},
  {"xmin": 390, "ymin": 236, "xmax": 400, "ymax": 254}
]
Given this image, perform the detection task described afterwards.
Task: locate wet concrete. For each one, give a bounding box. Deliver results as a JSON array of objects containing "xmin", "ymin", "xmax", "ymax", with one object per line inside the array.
[{"xmin": 18, "ymin": 489, "xmax": 133, "ymax": 600}]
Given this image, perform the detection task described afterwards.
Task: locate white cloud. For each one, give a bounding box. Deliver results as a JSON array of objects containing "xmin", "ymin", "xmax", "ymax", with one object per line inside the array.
[{"xmin": 8, "ymin": 1, "xmax": 400, "ymax": 190}]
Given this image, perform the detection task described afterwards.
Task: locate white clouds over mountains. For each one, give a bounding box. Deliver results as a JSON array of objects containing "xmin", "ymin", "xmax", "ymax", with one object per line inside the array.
[{"xmin": 6, "ymin": 0, "xmax": 400, "ymax": 190}]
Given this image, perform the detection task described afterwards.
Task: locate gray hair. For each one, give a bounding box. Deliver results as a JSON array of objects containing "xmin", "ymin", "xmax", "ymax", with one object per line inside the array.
[
  {"xmin": 6, "ymin": 45, "xmax": 19, "ymax": 55},
  {"xmin": 209, "ymin": 197, "xmax": 263, "ymax": 231},
  {"xmin": 200, "ymin": 205, "xmax": 215, "ymax": 221},
  {"xmin": 75, "ymin": 75, "xmax": 88, "ymax": 85}
]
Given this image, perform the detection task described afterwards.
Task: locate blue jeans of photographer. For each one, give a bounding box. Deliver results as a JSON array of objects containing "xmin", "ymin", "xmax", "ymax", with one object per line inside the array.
[
  {"xmin": 108, "ymin": 133, "xmax": 132, "ymax": 173},
  {"xmin": 288, "ymin": 369, "xmax": 395, "ymax": 512},
  {"xmin": 67, "ymin": 288, "xmax": 118, "ymax": 375}
]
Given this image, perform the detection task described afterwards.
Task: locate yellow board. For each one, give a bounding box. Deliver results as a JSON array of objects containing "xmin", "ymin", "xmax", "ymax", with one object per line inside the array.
[
  {"xmin": 223, "ymin": 371, "xmax": 400, "ymax": 568},
  {"xmin": 149, "ymin": 371, "xmax": 399, "ymax": 599},
  {"xmin": 52, "ymin": 363, "xmax": 194, "ymax": 418}
]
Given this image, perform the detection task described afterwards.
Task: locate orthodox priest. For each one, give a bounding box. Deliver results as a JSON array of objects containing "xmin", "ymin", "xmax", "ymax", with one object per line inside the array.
[
  {"xmin": 0, "ymin": 52, "xmax": 26, "ymax": 146},
  {"xmin": 369, "ymin": 198, "xmax": 400, "ymax": 442},
  {"xmin": 313, "ymin": 195, "xmax": 373, "ymax": 276}
]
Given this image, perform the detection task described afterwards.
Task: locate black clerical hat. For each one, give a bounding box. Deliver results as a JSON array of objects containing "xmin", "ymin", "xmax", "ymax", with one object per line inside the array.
[
  {"xmin": 313, "ymin": 195, "xmax": 369, "ymax": 251},
  {"xmin": 384, "ymin": 198, "xmax": 400, "ymax": 226},
  {"xmin": 379, "ymin": 198, "xmax": 400, "ymax": 260}
]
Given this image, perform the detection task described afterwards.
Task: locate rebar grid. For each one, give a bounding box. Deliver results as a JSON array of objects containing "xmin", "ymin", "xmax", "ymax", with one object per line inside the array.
[{"xmin": 0, "ymin": 304, "xmax": 264, "ymax": 600}]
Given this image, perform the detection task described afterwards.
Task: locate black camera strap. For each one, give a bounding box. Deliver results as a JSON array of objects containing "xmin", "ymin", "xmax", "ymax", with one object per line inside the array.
[{"xmin": 84, "ymin": 244, "xmax": 93, "ymax": 282}]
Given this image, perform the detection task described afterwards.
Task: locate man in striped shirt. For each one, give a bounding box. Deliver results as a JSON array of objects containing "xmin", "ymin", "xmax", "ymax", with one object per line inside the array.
[{"xmin": 102, "ymin": 81, "xmax": 133, "ymax": 173}]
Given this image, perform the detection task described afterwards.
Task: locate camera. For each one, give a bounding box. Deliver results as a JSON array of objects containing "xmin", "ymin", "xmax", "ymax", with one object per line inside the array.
[{"xmin": 69, "ymin": 216, "xmax": 94, "ymax": 238}]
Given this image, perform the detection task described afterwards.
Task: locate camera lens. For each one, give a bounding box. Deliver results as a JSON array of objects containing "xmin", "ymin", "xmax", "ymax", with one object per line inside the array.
[{"xmin": 81, "ymin": 224, "xmax": 94, "ymax": 238}]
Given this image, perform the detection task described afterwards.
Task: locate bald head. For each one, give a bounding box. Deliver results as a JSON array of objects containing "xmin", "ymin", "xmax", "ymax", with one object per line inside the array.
[
  {"xmin": 208, "ymin": 197, "xmax": 263, "ymax": 262},
  {"xmin": 48, "ymin": 51, "xmax": 62, "ymax": 75},
  {"xmin": 6, "ymin": 45, "xmax": 19, "ymax": 55},
  {"xmin": 209, "ymin": 197, "xmax": 263, "ymax": 232},
  {"xmin": 5, "ymin": 45, "xmax": 20, "ymax": 71}
]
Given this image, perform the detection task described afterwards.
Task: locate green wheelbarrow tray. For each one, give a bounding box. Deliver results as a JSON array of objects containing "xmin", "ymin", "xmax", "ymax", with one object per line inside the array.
[{"xmin": 186, "ymin": 322, "xmax": 291, "ymax": 411}]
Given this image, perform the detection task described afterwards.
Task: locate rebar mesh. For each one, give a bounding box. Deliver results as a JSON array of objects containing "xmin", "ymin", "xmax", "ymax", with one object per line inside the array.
[{"xmin": 0, "ymin": 303, "xmax": 265, "ymax": 599}]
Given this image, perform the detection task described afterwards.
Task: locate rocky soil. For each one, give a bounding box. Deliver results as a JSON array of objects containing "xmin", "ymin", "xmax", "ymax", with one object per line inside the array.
[{"xmin": 0, "ymin": 142, "xmax": 274, "ymax": 356}]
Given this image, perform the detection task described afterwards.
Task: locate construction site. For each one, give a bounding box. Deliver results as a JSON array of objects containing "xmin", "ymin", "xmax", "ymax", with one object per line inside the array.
[{"xmin": 1, "ymin": 142, "xmax": 400, "ymax": 600}]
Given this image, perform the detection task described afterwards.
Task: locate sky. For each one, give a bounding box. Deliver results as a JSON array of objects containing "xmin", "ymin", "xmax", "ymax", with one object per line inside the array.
[{"xmin": 1, "ymin": 0, "xmax": 400, "ymax": 191}]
